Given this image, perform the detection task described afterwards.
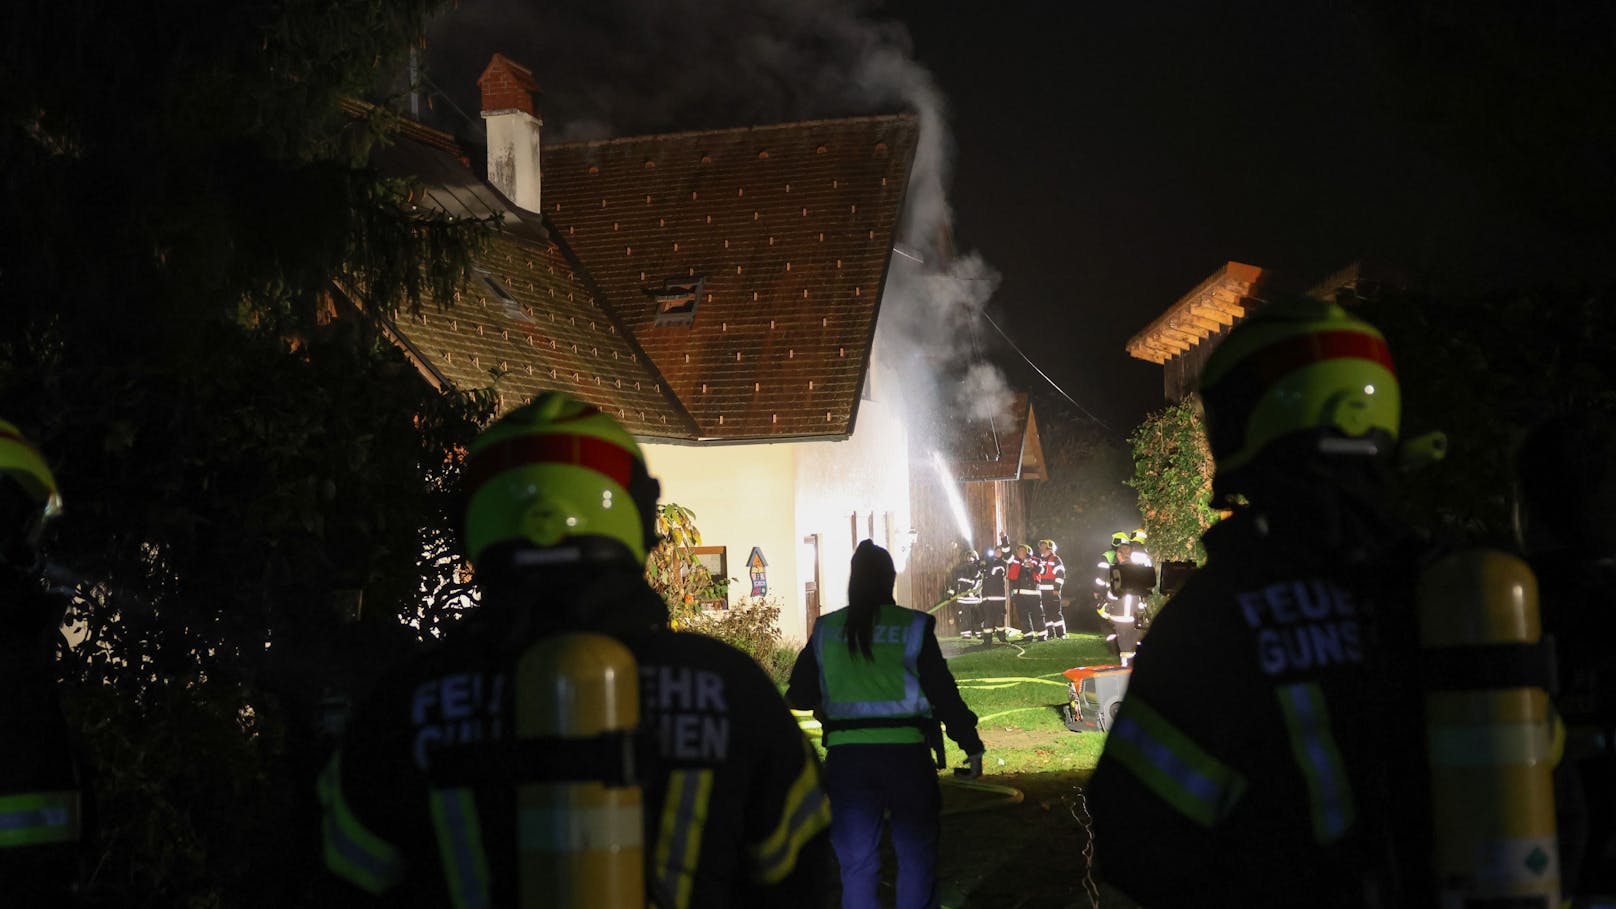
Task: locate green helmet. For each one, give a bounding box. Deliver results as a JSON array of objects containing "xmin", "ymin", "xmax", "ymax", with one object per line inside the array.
[
  {"xmin": 1110, "ymin": 531, "xmax": 1129, "ymax": 547},
  {"xmin": 1, "ymin": 419, "xmax": 63, "ymax": 569},
  {"xmin": 1200, "ymin": 297, "xmax": 1399, "ymax": 489},
  {"xmin": 463, "ymin": 393, "xmax": 661, "ymax": 566}
]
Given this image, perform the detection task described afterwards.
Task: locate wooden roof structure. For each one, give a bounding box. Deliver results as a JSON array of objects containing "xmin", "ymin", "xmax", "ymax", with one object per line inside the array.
[
  {"xmin": 1125, "ymin": 261, "xmax": 1266, "ymax": 365},
  {"xmin": 945, "ymin": 392, "xmax": 1046, "ymax": 482}
]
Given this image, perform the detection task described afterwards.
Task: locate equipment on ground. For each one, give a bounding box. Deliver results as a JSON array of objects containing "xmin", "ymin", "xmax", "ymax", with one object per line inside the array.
[{"xmin": 1061, "ymin": 665, "xmax": 1132, "ymax": 734}]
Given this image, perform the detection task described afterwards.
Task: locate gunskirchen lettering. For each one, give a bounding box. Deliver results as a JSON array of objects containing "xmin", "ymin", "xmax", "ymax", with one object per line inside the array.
[
  {"xmin": 410, "ymin": 671, "xmax": 506, "ymax": 769},
  {"xmin": 1236, "ymin": 580, "xmax": 1365, "ymax": 675}
]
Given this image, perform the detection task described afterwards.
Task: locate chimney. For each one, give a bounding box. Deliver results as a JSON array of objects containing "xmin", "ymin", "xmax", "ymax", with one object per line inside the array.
[{"xmin": 477, "ymin": 53, "xmax": 542, "ymax": 214}]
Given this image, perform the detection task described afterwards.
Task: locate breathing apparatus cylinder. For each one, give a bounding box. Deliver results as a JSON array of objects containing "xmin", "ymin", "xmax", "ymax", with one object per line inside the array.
[
  {"xmin": 1418, "ymin": 550, "xmax": 1558, "ymax": 908},
  {"xmin": 515, "ymin": 632, "xmax": 643, "ymax": 909}
]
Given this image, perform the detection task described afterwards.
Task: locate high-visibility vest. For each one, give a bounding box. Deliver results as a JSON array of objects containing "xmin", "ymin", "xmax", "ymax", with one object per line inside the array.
[{"xmin": 811, "ymin": 605, "xmax": 932, "ymax": 747}]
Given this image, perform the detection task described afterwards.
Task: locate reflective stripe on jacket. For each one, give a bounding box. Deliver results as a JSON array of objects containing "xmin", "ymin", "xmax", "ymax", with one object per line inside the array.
[{"xmin": 811, "ymin": 605, "xmax": 932, "ymax": 746}]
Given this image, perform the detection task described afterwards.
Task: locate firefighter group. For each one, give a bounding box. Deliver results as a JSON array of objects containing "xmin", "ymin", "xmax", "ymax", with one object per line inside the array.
[{"xmin": 948, "ymin": 529, "xmax": 1156, "ymax": 658}]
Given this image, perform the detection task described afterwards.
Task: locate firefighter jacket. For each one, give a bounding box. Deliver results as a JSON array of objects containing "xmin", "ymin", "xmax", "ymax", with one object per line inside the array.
[
  {"xmin": 1035, "ymin": 553, "xmax": 1065, "ymax": 599},
  {"xmin": 318, "ymin": 564, "xmax": 832, "ymax": 909},
  {"xmin": 1089, "ymin": 508, "xmax": 1426, "ymax": 908},
  {"xmin": 982, "ymin": 554, "xmax": 1008, "ymax": 605},
  {"xmin": 1005, "ymin": 554, "xmax": 1040, "ymax": 597},
  {"xmin": 950, "ymin": 559, "xmax": 984, "ymax": 605},
  {"xmin": 0, "ymin": 577, "xmax": 85, "ymax": 902},
  {"xmin": 786, "ymin": 604, "xmax": 984, "ymax": 756}
]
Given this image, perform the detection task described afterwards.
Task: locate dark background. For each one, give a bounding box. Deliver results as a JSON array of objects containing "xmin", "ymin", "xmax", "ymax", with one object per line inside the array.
[{"xmin": 421, "ymin": 0, "xmax": 1616, "ymax": 433}]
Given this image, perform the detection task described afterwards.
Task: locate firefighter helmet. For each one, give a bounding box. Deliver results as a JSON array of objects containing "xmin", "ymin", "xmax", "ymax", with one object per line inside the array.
[
  {"xmin": 1038, "ymin": 539, "xmax": 1056, "ymax": 553},
  {"xmin": 1130, "ymin": 527, "xmax": 1147, "ymax": 543},
  {"xmin": 0, "ymin": 419, "xmax": 62, "ymax": 569},
  {"xmin": 1200, "ymin": 297, "xmax": 1399, "ymax": 490},
  {"xmin": 1110, "ymin": 531, "xmax": 1129, "ymax": 547},
  {"xmin": 463, "ymin": 393, "xmax": 661, "ymax": 565}
]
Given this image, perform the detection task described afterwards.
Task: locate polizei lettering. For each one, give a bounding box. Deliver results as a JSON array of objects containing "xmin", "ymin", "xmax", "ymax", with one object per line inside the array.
[
  {"xmin": 640, "ymin": 665, "xmax": 731, "ymax": 761},
  {"xmin": 1236, "ymin": 580, "xmax": 1364, "ymax": 675}
]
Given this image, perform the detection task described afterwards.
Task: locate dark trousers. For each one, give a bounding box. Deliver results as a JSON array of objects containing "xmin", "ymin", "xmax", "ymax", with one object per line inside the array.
[
  {"xmin": 1042, "ymin": 591, "xmax": 1066, "ymax": 635},
  {"xmin": 1014, "ymin": 590, "xmax": 1045, "ymax": 636},
  {"xmin": 981, "ymin": 598, "xmax": 1006, "ymax": 630},
  {"xmin": 825, "ymin": 743, "xmax": 941, "ymax": 909}
]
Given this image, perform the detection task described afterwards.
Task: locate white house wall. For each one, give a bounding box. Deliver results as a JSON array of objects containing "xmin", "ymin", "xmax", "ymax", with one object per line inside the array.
[
  {"xmin": 641, "ymin": 396, "xmax": 915, "ymax": 645},
  {"xmin": 639, "ymin": 440, "xmax": 803, "ymax": 637}
]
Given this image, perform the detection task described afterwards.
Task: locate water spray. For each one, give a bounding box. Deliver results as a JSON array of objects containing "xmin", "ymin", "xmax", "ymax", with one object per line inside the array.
[{"xmin": 930, "ymin": 450, "xmax": 974, "ymax": 549}]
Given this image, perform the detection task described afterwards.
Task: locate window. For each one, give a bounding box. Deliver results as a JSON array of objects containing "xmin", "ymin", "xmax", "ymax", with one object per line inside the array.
[
  {"xmin": 651, "ymin": 276, "xmax": 704, "ymax": 326},
  {"xmin": 690, "ymin": 545, "xmax": 729, "ymax": 609}
]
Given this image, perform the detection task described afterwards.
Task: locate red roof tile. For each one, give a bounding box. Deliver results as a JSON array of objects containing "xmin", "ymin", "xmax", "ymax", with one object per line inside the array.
[{"xmin": 543, "ymin": 116, "xmax": 919, "ymax": 440}]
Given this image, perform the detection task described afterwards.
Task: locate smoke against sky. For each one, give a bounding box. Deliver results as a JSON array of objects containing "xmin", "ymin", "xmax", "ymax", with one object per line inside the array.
[{"xmin": 422, "ymin": 0, "xmax": 1018, "ymax": 449}]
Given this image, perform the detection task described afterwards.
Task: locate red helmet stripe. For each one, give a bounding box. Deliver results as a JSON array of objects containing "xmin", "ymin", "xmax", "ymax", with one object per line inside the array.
[
  {"xmin": 1246, "ymin": 329, "xmax": 1395, "ymax": 386},
  {"xmin": 466, "ymin": 433, "xmax": 636, "ymax": 493}
]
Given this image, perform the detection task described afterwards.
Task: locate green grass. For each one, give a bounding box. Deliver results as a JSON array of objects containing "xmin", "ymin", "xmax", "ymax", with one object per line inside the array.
[{"xmin": 796, "ymin": 631, "xmax": 1119, "ymax": 775}]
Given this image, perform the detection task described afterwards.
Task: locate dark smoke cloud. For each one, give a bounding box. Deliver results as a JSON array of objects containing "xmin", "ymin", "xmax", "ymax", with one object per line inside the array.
[{"xmin": 422, "ymin": 0, "xmax": 1011, "ymax": 442}]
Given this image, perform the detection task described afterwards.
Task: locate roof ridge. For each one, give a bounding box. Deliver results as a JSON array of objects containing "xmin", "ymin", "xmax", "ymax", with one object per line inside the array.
[{"xmin": 546, "ymin": 112, "xmax": 917, "ymax": 151}]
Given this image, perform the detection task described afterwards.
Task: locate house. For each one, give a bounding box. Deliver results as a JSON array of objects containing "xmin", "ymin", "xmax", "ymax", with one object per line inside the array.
[{"xmin": 366, "ymin": 53, "xmax": 1040, "ymax": 642}]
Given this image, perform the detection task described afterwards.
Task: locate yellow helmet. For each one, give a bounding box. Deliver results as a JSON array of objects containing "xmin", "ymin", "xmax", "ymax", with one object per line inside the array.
[
  {"xmin": 1, "ymin": 419, "xmax": 63, "ymax": 568},
  {"xmin": 1110, "ymin": 531, "xmax": 1129, "ymax": 547},
  {"xmin": 1200, "ymin": 298, "xmax": 1398, "ymax": 498},
  {"xmin": 463, "ymin": 393, "xmax": 661, "ymax": 566},
  {"xmin": 1130, "ymin": 528, "xmax": 1148, "ymax": 544}
]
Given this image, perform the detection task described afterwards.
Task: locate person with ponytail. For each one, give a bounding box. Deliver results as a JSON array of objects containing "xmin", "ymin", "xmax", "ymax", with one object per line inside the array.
[{"xmin": 788, "ymin": 540, "xmax": 985, "ymax": 909}]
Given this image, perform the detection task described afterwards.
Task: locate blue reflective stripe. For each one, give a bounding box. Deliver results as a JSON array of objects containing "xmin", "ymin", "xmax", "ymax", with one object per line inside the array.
[
  {"xmin": 1102, "ymin": 695, "xmax": 1247, "ymax": 827},
  {"xmin": 1111, "ymin": 715, "xmax": 1229, "ymax": 808},
  {"xmin": 656, "ymin": 769, "xmax": 714, "ymax": 909},
  {"xmin": 1277, "ymin": 683, "xmax": 1354, "ymax": 843},
  {"xmin": 317, "ymin": 755, "xmax": 405, "ymax": 894},
  {"xmin": 0, "ymin": 791, "xmax": 79, "ymax": 847},
  {"xmin": 430, "ymin": 789, "xmax": 490, "ymax": 909}
]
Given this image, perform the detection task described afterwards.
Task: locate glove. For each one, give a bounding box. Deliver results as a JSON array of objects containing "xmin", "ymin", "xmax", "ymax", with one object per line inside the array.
[{"xmin": 956, "ymin": 752, "xmax": 984, "ymax": 780}]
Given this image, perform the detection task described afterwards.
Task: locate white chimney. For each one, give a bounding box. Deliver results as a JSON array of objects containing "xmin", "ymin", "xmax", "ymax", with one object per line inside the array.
[{"xmin": 477, "ymin": 53, "xmax": 542, "ymax": 214}]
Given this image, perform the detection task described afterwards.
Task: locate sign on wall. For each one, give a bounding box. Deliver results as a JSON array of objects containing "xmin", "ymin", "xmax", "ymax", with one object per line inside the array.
[{"xmin": 747, "ymin": 547, "xmax": 768, "ymax": 597}]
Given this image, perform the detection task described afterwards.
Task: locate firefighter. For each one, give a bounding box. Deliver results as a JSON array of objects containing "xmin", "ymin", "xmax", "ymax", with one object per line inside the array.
[
  {"xmin": 318, "ymin": 394, "xmax": 832, "ymax": 908},
  {"xmin": 1096, "ymin": 538, "xmax": 1148, "ymax": 666},
  {"xmin": 1515, "ymin": 410, "xmax": 1616, "ymax": 900},
  {"xmin": 1036, "ymin": 539, "xmax": 1067, "ymax": 638},
  {"xmin": 980, "ymin": 545, "xmax": 1009, "ymax": 644},
  {"xmin": 1090, "ymin": 298, "xmax": 1428, "ymax": 907},
  {"xmin": 949, "ymin": 549, "xmax": 986, "ymax": 640},
  {"xmin": 0, "ymin": 419, "xmax": 86, "ymax": 904},
  {"xmin": 1006, "ymin": 543, "xmax": 1046, "ymax": 642},
  {"xmin": 786, "ymin": 540, "xmax": 984, "ymax": 909}
]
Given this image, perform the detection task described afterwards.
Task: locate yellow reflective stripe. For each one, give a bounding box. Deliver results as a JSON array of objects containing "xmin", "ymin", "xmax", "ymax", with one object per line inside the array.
[
  {"xmin": 655, "ymin": 769, "xmax": 715, "ymax": 909},
  {"xmin": 1276, "ymin": 683, "xmax": 1355, "ymax": 844},
  {"xmin": 429, "ymin": 788, "xmax": 491, "ymax": 909},
  {"xmin": 317, "ymin": 754, "xmax": 405, "ymax": 894},
  {"xmin": 750, "ymin": 742, "xmax": 832, "ymax": 884},
  {"xmin": 0, "ymin": 790, "xmax": 80, "ymax": 847},
  {"xmin": 1105, "ymin": 695, "xmax": 1246, "ymax": 828}
]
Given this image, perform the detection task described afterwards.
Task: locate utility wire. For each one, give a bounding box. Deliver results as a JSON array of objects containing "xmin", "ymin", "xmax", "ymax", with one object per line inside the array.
[{"xmin": 979, "ymin": 310, "xmax": 1113, "ymax": 434}]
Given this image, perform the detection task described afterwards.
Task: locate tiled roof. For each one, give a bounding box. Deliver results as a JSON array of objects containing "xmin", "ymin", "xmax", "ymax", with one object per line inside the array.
[
  {"xmin": 946, "ymin": 393, "xmax": 1046, "ymax": 482},
  {"xmin": 367, "ymin": 124, "xmax": 699, "ymax": 438},
  {"xmin": 542, "ymin": 116, "xmax": 919, "ymax": 440}
]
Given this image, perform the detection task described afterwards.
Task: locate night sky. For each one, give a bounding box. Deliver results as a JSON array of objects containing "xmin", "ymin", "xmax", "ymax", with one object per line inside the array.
[{"xmin": 423, "ymin": 0, "xmax": 1616, "ymax": 435}]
